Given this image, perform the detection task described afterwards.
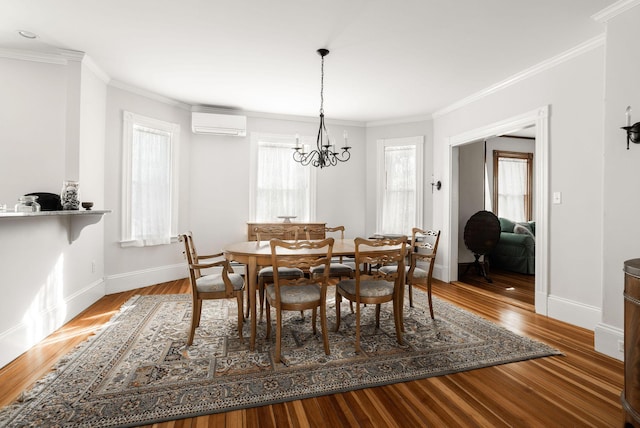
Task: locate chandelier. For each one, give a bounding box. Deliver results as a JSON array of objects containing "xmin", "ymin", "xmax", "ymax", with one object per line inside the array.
[{"xmin": 293, "ymin": 48, "xmax": 351, "ymax": 168}]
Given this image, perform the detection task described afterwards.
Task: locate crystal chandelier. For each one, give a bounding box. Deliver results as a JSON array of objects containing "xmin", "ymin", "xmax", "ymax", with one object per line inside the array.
[{"xmin": 293, "ymin": 48, "xmax": 351, "ymax": 168}]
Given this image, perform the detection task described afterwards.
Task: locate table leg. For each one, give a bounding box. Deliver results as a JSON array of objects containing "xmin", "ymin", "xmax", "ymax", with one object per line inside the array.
[{"xmin": 247, "ymin": 258, "xmax": 257, "ymax": 351}]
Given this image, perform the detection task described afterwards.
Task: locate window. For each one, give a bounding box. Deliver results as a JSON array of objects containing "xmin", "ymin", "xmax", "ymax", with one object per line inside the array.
[
  {"xmin": 376, "ymin": 136, "xmax": 424, "ymax": 235},
  {"xmin": 250, "ymin": 133, "xmax": 316, "ymax": 222},
  {"xmin": 121, "ymin": 111, "xmax": 180, "ymax": 247},
  {"xmin": 492, "ymin": 150, "xmax": 533, "ymax": 222}
]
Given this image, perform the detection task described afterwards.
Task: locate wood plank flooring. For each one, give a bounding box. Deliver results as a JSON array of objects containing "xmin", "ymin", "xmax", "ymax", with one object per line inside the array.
[
  {"xmin": 0, "ymin": 278, "xmax": 624, "ymax": 427},
  {"xmin": 456, "ymin": 266, "xmax": 535, "ymax": 310}
]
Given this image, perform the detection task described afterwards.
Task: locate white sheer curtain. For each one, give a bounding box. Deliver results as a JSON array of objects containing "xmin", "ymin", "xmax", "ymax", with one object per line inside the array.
[
  {"xmin": 381, "ymin": 145, "xmax": 416, "ymax": 235},
  {"xmin": 256, "ymin": 141, "xmax": 310, "ymax": 222},
  {"xmin": 130, "ymin": 125, "xmax": 172, "ymax": 246},
  {"xmin": 497, "ymin": 157, "xmax": 527, "ymax": 222}
]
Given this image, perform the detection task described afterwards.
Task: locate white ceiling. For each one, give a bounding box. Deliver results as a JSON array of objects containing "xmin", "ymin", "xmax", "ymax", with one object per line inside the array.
[{"xmin": 0, "ymin": 0, "xmax": 615, "ymax": 122}]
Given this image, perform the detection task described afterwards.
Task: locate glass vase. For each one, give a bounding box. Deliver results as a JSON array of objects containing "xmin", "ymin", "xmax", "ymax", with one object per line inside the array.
[
  {"xmin": 15, "ymin": 195, "xmax": 41, "ymax": 213},
  {"xmin": 61, "ymin": 180, "xmax": 80, "ymax": 210}
]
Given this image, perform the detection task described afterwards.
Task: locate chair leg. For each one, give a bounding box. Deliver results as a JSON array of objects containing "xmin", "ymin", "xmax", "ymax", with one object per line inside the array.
[
  {"xmin": 275, "ymin": 305, "xmax": 283, "ymax": 363},
  {"xmin": 320, "ymin": 301, "xmax": 330, "ymax": 355},
  {"xmin": 408, "ymin": 283, "xmax": 414, "ymax": 308},
  {"xmin": 187, "ymin": 298, "xmax": 201, "ymax": 346},
  {"xmin": 311, "ymin": 307, "xmax": 317, "ymax": 335},
  {"xmin": 335, "ymin": 289, "xmax": 342, "ymax": 332},
  {"xmin": 236, "ymin": 294, "xmax": 244, "ymax": 340},
  {"xmin": 244, "ymin": 286, "xmax": 250, "ymax": 319},
  {"xmin": 427, "ymin": 281, "xmax": 434, "ymax": 319},
  {"xmin": 375, "ymin": 304, "xmax": 381, "ymax": 329},
  {"xmin": 393, "ymin": 297, "xmax": 403, "ymax": 345},
  {"xmin": 258, "ymin": 277, "xmax": 266, "ymax": 323},
  {"xmin": 265, "ymin": 299, "xmax": 272, "ymax": 339},
  {"xmin": 355, "ymin": 300, "xmax": 361, "ymax": 354}
]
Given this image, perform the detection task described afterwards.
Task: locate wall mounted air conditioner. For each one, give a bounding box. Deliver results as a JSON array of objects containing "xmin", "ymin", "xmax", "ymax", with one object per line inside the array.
[{"xmin": 191, "ymin": 112, "xmax": 247, "ymax": 136}]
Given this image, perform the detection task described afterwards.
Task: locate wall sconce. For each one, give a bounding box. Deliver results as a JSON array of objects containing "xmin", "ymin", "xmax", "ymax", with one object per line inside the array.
[
  {"xmin": 431, "ymin": 178, "xmax": 442, "ymax": 192},
  {"xmin": 623, "ymin": 106, "xmax": 640, "ymax": 150}
]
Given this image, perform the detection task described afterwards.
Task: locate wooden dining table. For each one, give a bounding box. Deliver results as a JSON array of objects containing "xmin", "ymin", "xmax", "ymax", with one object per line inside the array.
[{"xmin": 223, "ymin": 238, "xmax": 405, "ymax": 351}]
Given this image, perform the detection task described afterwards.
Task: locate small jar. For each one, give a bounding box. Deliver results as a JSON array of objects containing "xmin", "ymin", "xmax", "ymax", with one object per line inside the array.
[
  {"xmin": 61, "ymin": 180, "xmax": 80, "ymax": 210},
  {"xmin": 15, "ymin": 195, "xmax": 41, "ymax": 213}
]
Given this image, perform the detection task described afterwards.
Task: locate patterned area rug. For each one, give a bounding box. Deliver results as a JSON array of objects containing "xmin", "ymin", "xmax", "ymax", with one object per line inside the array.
[{"xmin": 0, "ymin": 293, "xmax": 561, "ymax": 427}]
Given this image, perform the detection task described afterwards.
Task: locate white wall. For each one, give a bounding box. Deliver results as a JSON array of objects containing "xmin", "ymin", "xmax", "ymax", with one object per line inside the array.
[
  {"xmin": 188, "ymin": 116, "xmax": 367, "ymax": 253},
  {"xmin": 595, "ymin": 5, "xmax": 640, "ymax": 360},
  {"xmin": 0, "ymin": 55, "xmax": 107, "ymax": 368},
  {"xmin": 433, "ymin": 44, "xmax": 605, "ymax": 334},
  {"xmin": 103, "ymin": 86, "xmax": 192, "ymax": 293},
  {"xmin": 458, "ymin": 141, "xmax": 485, "ymax": 264},
  {"xmin": 365, "ymin": 120, "xmax": 434, "ymax": 237}
]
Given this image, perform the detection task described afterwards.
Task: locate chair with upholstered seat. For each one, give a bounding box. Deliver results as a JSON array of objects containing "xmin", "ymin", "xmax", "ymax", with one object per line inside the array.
[
  {"xmin": 306, "ymin": 225, "xmax": 355, "ymax": 280},
  {"xmin": 266, "ymin": 238, "xmax": 334, "ymax": 363},
  {"xmin": 379, "ymin": 228, "xmax": 440, "ymax": 317},
  {"xmin": 335, "ymin": 236, "xmax": 407, "ymax": 353},
  {"xmin": 407, "ymin": 228, "xmax": 440, "ymax": 318},
  {"xmin": 255, "ymin": 225, "xmax": 304, "ymax": 322},
  {"xmin": 179, "ymin": 232, "xmax": 245, "ymax": 345}
]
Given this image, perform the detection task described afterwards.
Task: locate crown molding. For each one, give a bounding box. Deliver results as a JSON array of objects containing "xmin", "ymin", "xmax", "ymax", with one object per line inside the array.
[
  {"xmin": 365, "ymin": 114, "xmax": 431, "ymax": 128},
  {"xmin": 109, "ymin": 80, "xmax": 192, "ymax": 110},
  {"xmin": 81, "ymin": 55, "xmax": 111, "ymax": 84},
  {"xmin": 192, "ymin": 106, "xmax": 366, "ymax": 127},
  {"xmin": 56, "ymin": 48, "xmax": 85, "ymax": 62},
  {"xmin": 0, "ymin": 47, "xmax": 68, "ymax": 65},
  {"xmin": 432, "ymin": 33, "xmax": 605, "ymax": 118},
  {"xmin": 592, "ymin": 0, "xmax": 640, "ymax": 23}
]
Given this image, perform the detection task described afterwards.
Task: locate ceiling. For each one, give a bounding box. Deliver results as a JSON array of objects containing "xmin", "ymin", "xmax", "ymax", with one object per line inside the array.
[{"xmin": 0, "ymin": 0, "xmax": 615, "ymax": 123}]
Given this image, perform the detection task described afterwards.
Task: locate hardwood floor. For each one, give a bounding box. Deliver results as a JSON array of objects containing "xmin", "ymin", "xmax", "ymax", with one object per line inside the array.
[
  {"xmin": 456, "ymin": 266, "xmax": 535, "ymax": 311},
  {"xmin": 0, "ymin": 278, "xmax": 624, "ymax": 427}
]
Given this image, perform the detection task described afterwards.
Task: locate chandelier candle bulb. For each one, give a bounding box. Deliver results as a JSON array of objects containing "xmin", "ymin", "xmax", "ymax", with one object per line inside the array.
[
  {"xmin": 627, "ymin": 106, "xmax": 632, "ymax": 126},
  {"xmin": 295, "ymin": 134, "xmax": 300, "ymax": 148}
]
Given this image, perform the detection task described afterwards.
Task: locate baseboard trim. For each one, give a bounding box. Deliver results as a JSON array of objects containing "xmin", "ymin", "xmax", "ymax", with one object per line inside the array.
[
  {"xmin": 105, "ymin": 264, "xmax": 186, "ymax": 294},
  {"xmin": 433, "ymin": 263, "xmax": 447, "ymax": 282},
  {"xmin": 0, "ymin": 278, "xmax": 105, "ymax": 369},
  {"xmin": 594, "ymin": 322, "xmax": 624, "ymax": 361},
  {"xmin": 547, "ymin": 294, "xmax": 601, "ymax": 331}
]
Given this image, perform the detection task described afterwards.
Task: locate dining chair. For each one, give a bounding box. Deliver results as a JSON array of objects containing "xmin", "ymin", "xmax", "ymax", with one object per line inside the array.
[
  {"xmin": 406, "ymin": 228, "xmax": 440, "ymax": 317},
  {"xmin": 379, "ymin": 228, "xmax": 440, "ymax": 315},
  {"xmin": 179, "ymin": 232, "xmax": 245, "ymax": 345},
  {"xmin": 307, "ymin": 225, "xmax": 355, "ymax": 280},
  {"xmin": 255, "ymin": 225, "xmax": 304, "ymax": 322},
  {"xmin": 266, "ymin": 237, "xmax": 334, "ymax": 363},
  {"xmin": 335, "ymin": 236, "xmax": 407, "ymax": 353}
]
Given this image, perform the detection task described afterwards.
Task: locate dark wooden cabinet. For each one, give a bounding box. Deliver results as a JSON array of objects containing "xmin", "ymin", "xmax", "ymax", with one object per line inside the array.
[{"xmin": 623, "ymin": 259, "xmax": 640, "ymax": 427}]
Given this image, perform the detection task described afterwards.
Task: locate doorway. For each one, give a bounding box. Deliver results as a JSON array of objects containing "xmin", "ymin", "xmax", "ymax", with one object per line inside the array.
[
  {"xmin": 457, "ymin": 133, "xmax": 536, "ymax": 309},
  {"xmin": 446, "ymin": 106, "xmax": 549, "ymax": 316}
]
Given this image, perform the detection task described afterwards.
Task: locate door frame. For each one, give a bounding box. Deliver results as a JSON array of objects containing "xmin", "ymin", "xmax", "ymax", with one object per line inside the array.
[{"xmin": 446, "ymin": 106, "xmax": 549, "ymax": 315}]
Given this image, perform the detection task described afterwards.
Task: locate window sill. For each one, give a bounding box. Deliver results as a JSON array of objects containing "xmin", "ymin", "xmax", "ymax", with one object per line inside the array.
[{"xmin": 120, "ymin": 235, "xmax": 179, "ymax": 248}]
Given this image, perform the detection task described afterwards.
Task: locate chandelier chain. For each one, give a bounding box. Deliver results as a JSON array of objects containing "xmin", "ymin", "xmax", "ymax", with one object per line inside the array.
[{"xmin": 319, "ymin": 55, "xmax": 324, "ymax": 115}]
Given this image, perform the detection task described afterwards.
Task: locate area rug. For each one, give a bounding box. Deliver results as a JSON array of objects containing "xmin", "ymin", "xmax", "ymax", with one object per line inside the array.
[{"xmin": 0, "ymin": 293, "xmax": 561, "ymax": 427}]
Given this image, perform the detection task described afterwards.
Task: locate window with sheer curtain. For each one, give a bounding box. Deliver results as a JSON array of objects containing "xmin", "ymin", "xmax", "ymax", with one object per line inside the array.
[
  {"xmin": 376, "ymin": 136, "xmax": 424, "ymax": 235},
  {"xmin": 250, "ymin": 133, "xmax": 316, "ymax": 222},
  {"xmin": 493, "ymin": 150, "xmax": 533, "ymax": 222},
  {"xmin": 121, "ymin": 111, "xmax": 180, "ymax": 247}
]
